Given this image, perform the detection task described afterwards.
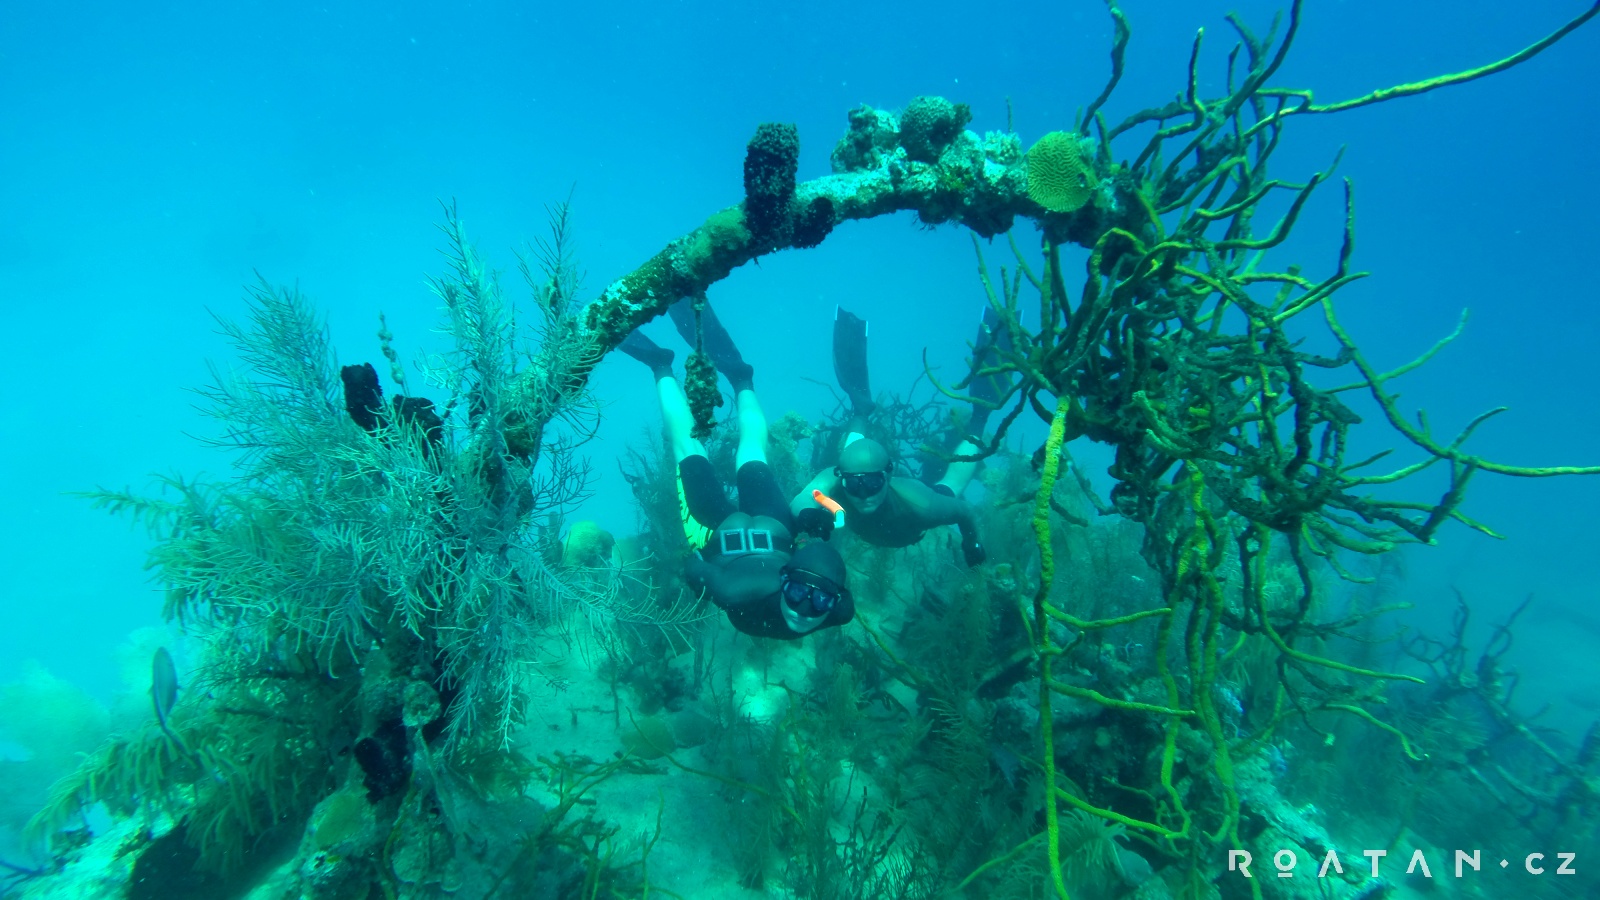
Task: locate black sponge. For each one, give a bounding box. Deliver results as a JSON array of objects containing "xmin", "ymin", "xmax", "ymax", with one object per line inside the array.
[
  {"xmin": 743, "ymin": 122, "xmax": 800, "ymax": 245},
  {"xmin": 341, "ymin": 363, "xmax": 384, "ymax": 431}
]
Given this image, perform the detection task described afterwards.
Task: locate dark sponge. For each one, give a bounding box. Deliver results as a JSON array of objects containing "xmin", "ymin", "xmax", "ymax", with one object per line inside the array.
[
  {"xmin": 354, "ymin": 718, "xmax": 412, "ymax": 801},
  {"xmin": 341, "ymin": 363, "xmax": 385, "ymax": 432},
  {"xmin": 743, "ymin": 122, "xmax": 800, "ymax": 244},
  {"xmin": 792, "ymin": 196, "xmax": 836, "ymax": 249},
  {"xmin": 900, "ymin": 96, "xmax": 972, "ymax": 164}
]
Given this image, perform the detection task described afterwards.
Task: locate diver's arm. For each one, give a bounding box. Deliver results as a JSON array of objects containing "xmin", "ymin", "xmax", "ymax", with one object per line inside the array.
[
  {"xmin": 789, "ymin": 469, "xmax": 841, "ymax": 516},
  {"xmin": 790, "ymin": 469, "xmax": 843, "ymax": 539},
  {"xmin": 894, "ymin": 479, "xmax": 974, "ymax": 529},
  {"xmin": 894, "ymin": 480, "xmax": 985, "ymax": 564}
]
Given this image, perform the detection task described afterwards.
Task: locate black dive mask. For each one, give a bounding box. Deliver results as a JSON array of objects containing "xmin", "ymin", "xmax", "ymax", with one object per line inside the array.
[
  {"xmin": 838, "ymin": 469, "xmax": 888, "ymax": 498},
  {"xmin": 780, "ymin": 567, "xmax": 841, "ymax": 617}
]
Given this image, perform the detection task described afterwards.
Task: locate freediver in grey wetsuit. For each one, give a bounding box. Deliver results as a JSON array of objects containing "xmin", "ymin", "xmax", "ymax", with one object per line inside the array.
[
  {"xmin": 619, "ymin": 299, "xmax": 853, "ymax": 640},
  {"xmin": 790, "ymin": 308, "xmax": 1012, "ymax": 567}
]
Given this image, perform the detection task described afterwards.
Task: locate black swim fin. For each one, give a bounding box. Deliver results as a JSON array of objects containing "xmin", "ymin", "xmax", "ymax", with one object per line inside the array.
[
  {"xmin": 666, "ymin": 297, "xmax": 699, "ymax": 348},
  {"xmin": 619, "ymin": 330, "xmax": 675, "ymax": 379},
  {"xmin": 668, "ymin": 296, "xmax": 753, "ymax": 390},
  {"xmin": 833, "ymin": 307, "xmax": 874, "ymax": 414},
  {"xmin": 967, "ymin": 306, "xmax": 1017, "ymax": 437}
]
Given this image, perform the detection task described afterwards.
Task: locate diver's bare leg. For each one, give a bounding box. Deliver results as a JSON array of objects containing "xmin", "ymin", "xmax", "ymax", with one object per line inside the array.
[
  {"xmin": 657, "ymin": 377, "xmax": 707, "ymax": 464},
  {"xmin": 936, "ymin": 438, "xmax": 980, "ymax": 496},
  {"xmin": 734, "ymin": 389, "xmax": 769, "ymax": 468}
]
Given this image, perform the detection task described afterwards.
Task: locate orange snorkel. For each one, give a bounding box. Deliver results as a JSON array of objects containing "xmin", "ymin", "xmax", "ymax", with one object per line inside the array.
[{"xmin": 812, "ymin": 489, "xmax": 846, "ymax": 530}]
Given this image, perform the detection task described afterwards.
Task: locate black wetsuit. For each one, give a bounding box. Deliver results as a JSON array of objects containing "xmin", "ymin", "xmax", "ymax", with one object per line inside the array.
[{"xmin": 680, "ymin": 456, "xmax": 854, "ymax": 639}]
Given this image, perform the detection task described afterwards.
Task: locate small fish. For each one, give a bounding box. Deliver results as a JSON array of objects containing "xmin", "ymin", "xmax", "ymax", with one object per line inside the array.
[
  {"xmin": 150, "ymin": 647, "xmax": 202, "ymax": 769},
  {"xmin": 151, "ymin": 647, "xmax": 178, "ymax": 731},
  {"xmin": 989, "ymin": 742, "xmax": 1022, "ymax": 788},
  {"xmin": 1112, "ymin": 842, "xmax": 1155, "ymax": 887}
]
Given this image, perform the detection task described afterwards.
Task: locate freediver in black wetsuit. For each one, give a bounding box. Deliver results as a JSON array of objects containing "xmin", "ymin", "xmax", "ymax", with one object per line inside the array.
[
  {"xmin": 619, "ymin": 299, "xmax": 854, "ymax": 640},
  {"xmin": 789, "ymin": 307, "xmax": 1013, "ymax": 567}
]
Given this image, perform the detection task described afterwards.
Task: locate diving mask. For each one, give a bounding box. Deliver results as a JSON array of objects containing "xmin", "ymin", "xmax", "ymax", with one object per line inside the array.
[{"xmin": 838, "ymin": 469, "xmax": 888, "ymax": 498}]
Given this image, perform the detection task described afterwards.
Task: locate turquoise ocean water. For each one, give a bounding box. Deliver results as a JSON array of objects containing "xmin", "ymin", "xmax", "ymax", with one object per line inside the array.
[{"xmin": 2, "ymin": 2, "xmax": 1597, "ymax": 897}]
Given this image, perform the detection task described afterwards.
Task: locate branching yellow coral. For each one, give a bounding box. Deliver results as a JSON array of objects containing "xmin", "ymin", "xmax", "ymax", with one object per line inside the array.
[{"xmin": 1026, "ymin": 131, "xmax": 1097, "ymax": 213}]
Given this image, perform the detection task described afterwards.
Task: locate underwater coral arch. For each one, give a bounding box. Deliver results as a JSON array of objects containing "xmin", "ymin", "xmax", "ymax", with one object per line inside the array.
[{"xmin": 576, "ymin": 1, "xmax": 1600, "ymax": 367}]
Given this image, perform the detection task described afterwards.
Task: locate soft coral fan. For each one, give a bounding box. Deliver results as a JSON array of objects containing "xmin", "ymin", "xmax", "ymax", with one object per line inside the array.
[
  {"xmin": 22, "ymin": 202, "xmax": 695, "ymax": 883},
  {"xmin": 90, "ymin": 201, "xmax": 640, "ymax": 754}
]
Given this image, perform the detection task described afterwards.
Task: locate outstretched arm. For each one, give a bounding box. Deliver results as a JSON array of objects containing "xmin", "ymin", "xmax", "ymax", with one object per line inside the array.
[
  {"xmin": 893, "ymin": 480, "xmax": 985, "ymax": 565},
  {"xmin": 789, "ymin": 469, "xmax": 843, "ymax": 539},
  {"xmin": 790, "ymin": 469, "xmax": 841, "ymax": 516}
]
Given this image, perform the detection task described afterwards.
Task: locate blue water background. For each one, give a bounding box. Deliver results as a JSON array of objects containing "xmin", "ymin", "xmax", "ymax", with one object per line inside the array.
[{"xmin": 2, "ymin": 1, "xmax": 1597, "ymax": 726}]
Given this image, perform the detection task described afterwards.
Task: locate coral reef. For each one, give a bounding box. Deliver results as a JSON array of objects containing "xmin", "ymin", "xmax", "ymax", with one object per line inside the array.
[
  {"xmin": 742, "ymin": 122, "xmax": 799, "ymax": 246},
  {"xmin": 898, "ymin": 95, "xmax": 973, "ymax": 164},
  {"xmin": 830, "ymin": 104, "xmax": 901, "ymax": 172},
  {"xmin": 17, "ymin": 201, "xmax": 693, "ymax": 897},
  {"xmin": 561, "ymin": 521, "xmax": 616, "ymax": 569},
  {"xmin": 14, "ymin": 4, "xmax": 1600, "ymax": 900},
  {"xmin": 741, "ymin": 121, "xmax": 836, "ymax": 253},
  {"xmin": 1024, "ymin": 131, "xmax": 1098, "ymax": 213}
]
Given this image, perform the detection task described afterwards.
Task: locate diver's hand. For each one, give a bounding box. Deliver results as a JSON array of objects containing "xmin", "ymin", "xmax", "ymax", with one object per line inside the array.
[
  {"xmin": 961, "ymin": 533, "xmax": 986, "ymax": 566},
  {"xmin": 796, "ymin": 507, "xmax": 835, "ymax": 541}
]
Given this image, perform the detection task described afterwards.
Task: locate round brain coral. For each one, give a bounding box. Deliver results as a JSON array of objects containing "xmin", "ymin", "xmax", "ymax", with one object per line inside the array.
[
  {"xmin": 562, "ymin": 520, "xmax": 616, "ymax": 568},
  {"xmin": 1025, "ymin": 131, "xmax": 1098, "ymax": 213}
]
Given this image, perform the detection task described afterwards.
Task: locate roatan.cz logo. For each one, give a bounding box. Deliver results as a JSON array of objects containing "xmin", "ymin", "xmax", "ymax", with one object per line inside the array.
[{"xmin": 1228, "ymin": 848, "xmax": 1577, "ymax": 879}]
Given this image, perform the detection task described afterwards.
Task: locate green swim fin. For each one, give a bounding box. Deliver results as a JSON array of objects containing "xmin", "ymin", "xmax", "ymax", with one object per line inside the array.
[{"xmin": 833, "ymin": 307, "xmax": 874, "ymax": 414}]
